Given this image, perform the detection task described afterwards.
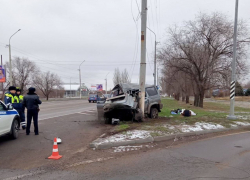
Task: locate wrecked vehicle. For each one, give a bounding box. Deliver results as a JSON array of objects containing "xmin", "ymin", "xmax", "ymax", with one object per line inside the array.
[{"xmin": 97, "ymin": 83, "xmax": 163, "ymax": 124}]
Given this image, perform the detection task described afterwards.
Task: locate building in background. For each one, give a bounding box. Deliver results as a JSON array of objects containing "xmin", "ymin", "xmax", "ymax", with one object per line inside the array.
[{"xmin": 62, "ymin": 83, "xmax": 89, "ymax": 98}]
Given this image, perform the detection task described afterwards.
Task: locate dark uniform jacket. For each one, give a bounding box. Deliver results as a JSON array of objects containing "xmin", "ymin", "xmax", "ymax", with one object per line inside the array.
[{"xmin": 22, "ymin": 92, "xmax": 42, "ymax": 110}]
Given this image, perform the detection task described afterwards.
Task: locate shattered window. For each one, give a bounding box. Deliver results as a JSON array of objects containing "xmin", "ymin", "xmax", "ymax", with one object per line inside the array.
[{"xmin": 146, "ymin": 87, "xmax": 158, "ymax": 96}]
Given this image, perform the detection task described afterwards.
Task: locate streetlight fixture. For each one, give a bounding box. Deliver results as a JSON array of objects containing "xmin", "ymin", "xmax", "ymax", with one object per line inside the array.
[
  {"xmin": 78, "ymin": 60, "xmax": 85, "ymax": 99},
  {"xmin": 9, "ymin": 29, "xmax": 21, "ymax": 85},
  {"xmin": 105, "ymin": 72, "xmax": 110, "ymax": 94}
]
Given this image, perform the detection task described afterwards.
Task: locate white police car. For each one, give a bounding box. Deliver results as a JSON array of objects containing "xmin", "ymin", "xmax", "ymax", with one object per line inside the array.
[{"xmin": 0, "ymin": 101, "xmax": 20, "ymax": 139}]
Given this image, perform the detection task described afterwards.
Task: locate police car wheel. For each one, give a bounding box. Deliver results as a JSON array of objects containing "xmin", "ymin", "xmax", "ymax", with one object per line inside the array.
[{"xmin": 11, "ymin": 119, "xmax": 19, "ymax": 139}]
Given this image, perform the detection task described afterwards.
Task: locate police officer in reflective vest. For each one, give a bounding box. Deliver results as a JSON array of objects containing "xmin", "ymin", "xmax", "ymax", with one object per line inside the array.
[
  {"xmin": 4, "ymin": 86, "xmax": 18, "ymax": 107},
  {"xmin": 16, "ymin": 87, "xmax": 26, "ymax": 130}
]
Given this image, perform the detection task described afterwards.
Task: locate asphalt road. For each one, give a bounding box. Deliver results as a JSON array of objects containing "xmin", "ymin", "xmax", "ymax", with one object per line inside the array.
[
  {"xmin": 2, "ymin": 131, "xmax": 250, "ymax": 180},
  {"xmin": 0, "ymin": 99, "xmax": 110, "ymax": 179}
]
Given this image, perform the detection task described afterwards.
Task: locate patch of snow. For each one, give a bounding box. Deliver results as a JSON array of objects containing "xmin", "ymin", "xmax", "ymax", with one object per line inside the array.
[
  {"xmin": 236, "ymin": 116, "xmax": 250, "ymax": 120},
  {"xmin": 127, "ymin": 130, "xmax": 151, "ymax": 139},
  {"xmin": 196, "ymin": 122, "xmax": 224, "ymax": 130},
  {"xmin": 230, "ymin": 124, "xmax": 237, "ymax": 127},
  {"xmin": 181, "ymin": 125, "xmax": 203, "ymax": 132},
  {"xmin": 180, "ymin": 122, "xmax": 224, "ymax": 132},
  {"xmin": 97, "ymin": 130, "xmax": 151, "ymax": 145},
  {"xmin": 113, "ymin": 145, "xmax": 143, "ymax": 153},
  {"xmin": 234, "ymin": 121, "xmax": 250, "ymax": 126}
]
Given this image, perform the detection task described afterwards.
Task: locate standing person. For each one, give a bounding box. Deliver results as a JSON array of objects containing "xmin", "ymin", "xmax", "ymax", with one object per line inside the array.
[
  {"xmin": 16, "ymin": 87, "xmax": 26, "ymax": 130},
  {"xmin": 23, "ymin": 87, "xmax": 42, "ymax": 135},
  {"xmin": 4, "ymin": 86, "xmax": 18, "ymax": 105}
]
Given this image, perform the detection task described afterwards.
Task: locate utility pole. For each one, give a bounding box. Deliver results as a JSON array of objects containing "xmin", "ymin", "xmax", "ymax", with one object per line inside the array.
[
  {"xmin": 228, "ymin": 0, "xmax": 238, "ymax": 120},
  {"xmin": 78, "ymin": 60, "xmax": 85, "ymax": 99},
  {"xmin": 139, "ymin": 0, "xmax": 147, "ymax": 117},
  {"xmin": 147, "ymin": 27, "xmax": 157, "ymax": 87},
  {"xmin": 9, "ymin": 29, "xmax": 21, "ymax": 86}
]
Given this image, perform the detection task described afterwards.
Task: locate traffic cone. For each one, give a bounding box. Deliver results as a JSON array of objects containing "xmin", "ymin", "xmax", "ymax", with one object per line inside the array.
[{"xmin": 48, "ymin": 138, "xmax": 62, "ymax": 160}]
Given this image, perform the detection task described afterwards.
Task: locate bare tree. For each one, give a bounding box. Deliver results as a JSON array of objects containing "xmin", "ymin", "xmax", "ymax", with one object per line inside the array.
[
  {"xmin": 33, "ymin": 71, "xmax": 62, "ymax": 100},
  {"xmin": 158, "ymin": 12, "xmax": 250, "ymax": 107},
  {"xmin": 121, "ymin": 69, "xmax": 130, "ymax": 83},
  {"xmin": 113, "ymin": 68, "xmax": 121, "ymax": 86},
  {"xmin": 5, "ymin": 57, "xmax": 38, "ymax": 92},
  {"xmin": 113, "ymin": 68, "xmax": 131, "ymax": 85}
]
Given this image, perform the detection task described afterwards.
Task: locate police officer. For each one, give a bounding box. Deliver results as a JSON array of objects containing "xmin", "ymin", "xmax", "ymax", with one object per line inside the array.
[
  {"xmin": 22, "ymin": 87, "xmax": 42, "ymax": 135},
  {"xmin": 4, "ymin": 86, "xmax": 18, "ymax": 107},
  {"xmin": 16, "ymin": 87, "xmax": 26, "ymax": 130}
]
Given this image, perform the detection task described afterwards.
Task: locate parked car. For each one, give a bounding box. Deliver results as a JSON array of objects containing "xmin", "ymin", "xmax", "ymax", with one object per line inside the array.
[
  {"xmin": 97, "ymin": 83, "xmax": 163, "ymax": 124},
  {"xmin": 0, "ymin": 101, "xmax": 20, "ymax": 139},
  {"xmin": 88, "ymin": 94, "xmax": 99, "ymax": 103}
]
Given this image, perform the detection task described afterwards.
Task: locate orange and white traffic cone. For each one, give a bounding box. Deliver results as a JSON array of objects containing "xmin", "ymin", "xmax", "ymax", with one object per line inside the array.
[{"xmin": 48, "ymin": 138, "xmax": 62, "ymax": 160}]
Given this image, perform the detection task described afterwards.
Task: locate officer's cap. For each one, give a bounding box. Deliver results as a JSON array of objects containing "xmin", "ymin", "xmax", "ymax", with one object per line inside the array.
[
  {"xmin": 9, "ymin": 86, "xmax": 16, "ymax": 91},
  {"xmin": 16, "ymin": 87, "xmax": 21, "ymax": 92}
]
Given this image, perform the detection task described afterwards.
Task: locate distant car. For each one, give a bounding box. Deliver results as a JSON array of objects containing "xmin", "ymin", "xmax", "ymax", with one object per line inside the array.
[
  {"xmin": 0, "ymin": 101, "xmax": 20, "ymax": 139},
  {"xmin": 88, "ymin": 94, "xmax": 99, "ymax": 103}
]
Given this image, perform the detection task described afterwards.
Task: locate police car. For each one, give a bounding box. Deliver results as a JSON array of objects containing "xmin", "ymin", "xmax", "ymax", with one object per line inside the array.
[{"xmin": 0, "ymin": 100, "xmax": 20, "ymax": 139}]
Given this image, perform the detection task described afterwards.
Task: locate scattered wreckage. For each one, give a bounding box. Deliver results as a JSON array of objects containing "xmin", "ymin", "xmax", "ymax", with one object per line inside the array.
[{"xmin": 97, "ymin": 83, "xmax": 163, "ymax": 124}]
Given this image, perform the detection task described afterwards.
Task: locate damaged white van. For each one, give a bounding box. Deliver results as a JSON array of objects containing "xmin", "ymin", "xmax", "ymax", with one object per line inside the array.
[{"xmin": 97, "ymin": 83, "xmax": 163, "ymax": 124}]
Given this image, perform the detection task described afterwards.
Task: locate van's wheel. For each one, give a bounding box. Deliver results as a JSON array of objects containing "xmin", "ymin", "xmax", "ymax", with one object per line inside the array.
[
  {"xmin": 89, "ymin": 101, "xmax": 91, "ymax": 103},
  {"xmin": 150, "ymin": 108, "xmax": 158, "ymax": 119},
  {"xmin": 11, "ymin": 118, "xmax": 19, "ymax": 139}
]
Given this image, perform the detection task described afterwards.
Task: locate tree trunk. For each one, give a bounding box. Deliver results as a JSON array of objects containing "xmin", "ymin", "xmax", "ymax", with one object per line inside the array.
[
  {"xmin": 198, "ymin": 91, "xmax": 205, "ymax": 108},
  {"xmin": 176, "ymin": 93, "xmax": 180, "ymax": 101},
  {"xmin": 46, "ymin": 95, "xmax": 49, "ymax": 101},
  {"xmin": 186, "ymin": 95, "xmax": 189, "ymax": 104},
  {"xmin": 194, "ymin": 94, "xmax": 200, "ymax": 107},
  {"xmin": 182, "ymin": 95, "xmax": 185, "ymax": 102}
]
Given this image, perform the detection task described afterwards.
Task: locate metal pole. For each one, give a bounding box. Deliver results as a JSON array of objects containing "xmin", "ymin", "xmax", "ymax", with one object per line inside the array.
[
  {"xmin": 105, "ymin": 72, "xmax": 109, "ymax": 95},
  {"xmin": 139, "ymin": 0, "xmax": 147, "ymax": 117},
  {"xmin": 70, "ymin": 77, "xmax": 71, "ymax": 98},
  {"xmin": 147, "ymin": 27, "xmax": 156, "ymax": 87},
  {"xmin": 9, "ymin": 29, "xmax": 21, "ymax": 86},
  {"xmin": 105, "ymin": 78, "xmax": 107, "ymax": 94},
  {"xmin": 228, "ymin": 0, "xmax": 238, "ymax": 120},
  {"xmin": 79, "ymin": 60, "xmax": 85, "ymax": 99}
]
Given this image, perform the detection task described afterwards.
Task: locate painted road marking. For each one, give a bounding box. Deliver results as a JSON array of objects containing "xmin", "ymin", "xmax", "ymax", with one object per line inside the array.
[
  {"xmin": 3, "ymin": 170, "xmax": 45, "ymax": 180},
  {"xmin": 66, "ymin": 157, "xmax": 114, "ymax": 168}
]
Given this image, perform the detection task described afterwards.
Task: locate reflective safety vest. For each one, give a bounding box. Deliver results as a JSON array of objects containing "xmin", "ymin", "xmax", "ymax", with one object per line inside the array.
[
  {"xmin": 5, "ymin": 93, "xmax": 19, "ymax": 103},
  {"xmin": 17, "ymin": 95, "xmax": 24, "ymax": 103}
]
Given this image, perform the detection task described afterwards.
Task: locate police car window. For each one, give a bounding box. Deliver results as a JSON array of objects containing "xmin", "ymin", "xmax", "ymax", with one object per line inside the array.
[
  {"xmin": 146, "ymin": 87, "xmax": 158, "ymax": 96},
  {"xmin": 0, "ymin": 103, "xmax": 5, "ymax": 111}
]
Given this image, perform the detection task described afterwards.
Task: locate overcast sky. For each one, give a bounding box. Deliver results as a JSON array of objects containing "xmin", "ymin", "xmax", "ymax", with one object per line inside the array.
[{"xmin": 0, "ymin": 0, "xmax": 249, "ymax": 90}]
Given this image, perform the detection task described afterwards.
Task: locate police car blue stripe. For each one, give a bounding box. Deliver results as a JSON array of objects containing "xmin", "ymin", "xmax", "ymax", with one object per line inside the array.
[{"xmin": 0, "ymin": 111, "xmax": 18, "ymax": 115}]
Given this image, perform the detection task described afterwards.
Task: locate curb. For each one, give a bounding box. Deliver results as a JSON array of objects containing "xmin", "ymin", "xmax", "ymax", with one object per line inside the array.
[{"xmin": 90, "ymin": 126, "xmax": 250, "ymax": 150}]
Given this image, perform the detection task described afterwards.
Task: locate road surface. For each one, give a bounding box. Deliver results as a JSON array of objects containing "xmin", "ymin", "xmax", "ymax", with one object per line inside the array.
[
  {"xmin": 1, "ymin": 107, "xmax": 250, "ymax": 180},
  {"xmin": 0, "ymin": 99, "xmax": 110, "ymax": 177}
]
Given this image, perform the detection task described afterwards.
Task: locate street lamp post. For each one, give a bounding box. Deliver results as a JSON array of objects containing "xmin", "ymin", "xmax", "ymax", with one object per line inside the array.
[
  {"xmin": 105, "ymin": 72, "xmax": 110, "ymax": 94},
  {"xmin": 9, "ymin": 29, "xmax": 21, "ymax": 86},
  {"xmin": 147, "ymin": 27, "xmax": 158, "ymax": 87},
  {"xmin": 228, "ymin": 0, "xmax": 239, "ymax": 120},
  {"xmin": 78, "ymin": 60, "xmax": 85, "ymax": 99}
]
